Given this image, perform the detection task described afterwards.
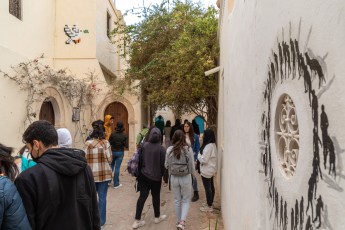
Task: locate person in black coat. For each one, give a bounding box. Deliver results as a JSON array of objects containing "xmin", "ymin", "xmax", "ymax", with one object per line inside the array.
[{"xmin": 15, "ymin": 120, "xmax": 100, "ymax": 230}]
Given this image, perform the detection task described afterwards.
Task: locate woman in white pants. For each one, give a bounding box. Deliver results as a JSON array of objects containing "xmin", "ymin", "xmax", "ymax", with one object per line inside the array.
[{"xmin": 165, "ymin": 130, "xmax": 195, "ymax": 230}]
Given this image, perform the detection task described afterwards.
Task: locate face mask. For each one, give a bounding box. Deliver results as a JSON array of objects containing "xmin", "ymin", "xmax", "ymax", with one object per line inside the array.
[{"xmin": 29, "ymin": 144, "xmax": 40, "ymax": 162}]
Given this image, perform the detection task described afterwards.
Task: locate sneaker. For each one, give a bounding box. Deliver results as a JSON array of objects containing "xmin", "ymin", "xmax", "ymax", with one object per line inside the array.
[
  {"xmin": 202, "ymin": 201, "xmax": 208, "ymax": 207},
  {"xmin": 200, "ymin": 206, "xmax": 213, "ymax": 213},
  {"xmin": 154, "ymin": 214, "xmax": 167, "ymax": 224},
  {"xmin": 113, "ymin": 184, "xmax": 122, "ymax": 189},
  {"xmin": 101, "ymin": 223, "xmax": 105, "ymax": 229},
  {"xmin": 132, "ymin": 220, "xmax": 145, "ymax": 229},
  {"xmin": 177, "ymin": 220, "xmax": 186, "ymax": 230}
]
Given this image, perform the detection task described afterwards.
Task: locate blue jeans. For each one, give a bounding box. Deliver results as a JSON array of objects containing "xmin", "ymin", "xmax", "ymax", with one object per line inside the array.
[
  {"xmin": 95, "ymin": 181, "xmax": 109, "ymax": 226},
  {"xmin": 170, "ymin": 174, "xmax": 192, "ymax": 222},
  {"xmin": 111, "ymin": 151, "xmax": 124, "ymax": 187},
  {"xmin": 192, "ymin": 175, "xmax": 198, "ymax": 192}
]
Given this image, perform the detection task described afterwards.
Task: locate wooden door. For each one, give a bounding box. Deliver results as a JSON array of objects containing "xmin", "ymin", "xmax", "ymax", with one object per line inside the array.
[
  {"xmin": 39, "ymin": 101, "xmax": 55, "ymax": 125},
  {"xmin": 104, "ymin": 102, "xmax": 129, "ymax": 135}
]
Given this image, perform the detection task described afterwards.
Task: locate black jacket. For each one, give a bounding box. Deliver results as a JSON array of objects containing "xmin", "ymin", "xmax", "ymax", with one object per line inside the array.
[
  {"xmin": 14, "ymin": 148, "xmax": 100, "ymax": 230},
  {"xmin": 108, "ymin": 131, "xmax": 128, "ymax": 151},
  {"xmin": 140, "ymin": 127, "xmax": 166, "ymax": 181}
]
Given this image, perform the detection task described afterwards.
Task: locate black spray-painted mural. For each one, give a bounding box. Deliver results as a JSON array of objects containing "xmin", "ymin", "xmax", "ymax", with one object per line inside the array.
[{"xmin": 260, "ymin": 23, "xmax": 343, "ymax": 229}]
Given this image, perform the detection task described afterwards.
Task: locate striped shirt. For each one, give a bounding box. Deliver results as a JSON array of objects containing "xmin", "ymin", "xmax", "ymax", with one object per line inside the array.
[{"xmin": 84, "ymin": 139, "xmax": 112, "ymax": 182}]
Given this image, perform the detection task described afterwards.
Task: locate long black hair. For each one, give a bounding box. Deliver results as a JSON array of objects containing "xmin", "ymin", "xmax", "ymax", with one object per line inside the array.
[
  {"xmin": 183, "ymin": 122, "xmax": 195, "ymax": 147},
  {"xmin": 0, "ymin": 143, "xmax": 19, "ymax": 181},
  {"xmin": 171, "ymin": 130, "xmax": 187, "ymax": 159},
  {"xmin": 200, "ymin": 129, "xmax": 216, "ymax": 155}
]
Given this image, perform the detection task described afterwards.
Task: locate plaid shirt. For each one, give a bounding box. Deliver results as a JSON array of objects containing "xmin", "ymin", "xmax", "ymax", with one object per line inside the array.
[{"xmin": 84, "ymin": 139, "xmax": 112, "ymax": 182}]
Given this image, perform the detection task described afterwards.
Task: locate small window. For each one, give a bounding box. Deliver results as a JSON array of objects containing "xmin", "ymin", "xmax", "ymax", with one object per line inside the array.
[
  {"xmin": 107, "ymin": 11, "xmax": 111, "ymax": 38},
  {"xmin": 9, "ymin": 0, "xmax": 22, "ymax": 20}
]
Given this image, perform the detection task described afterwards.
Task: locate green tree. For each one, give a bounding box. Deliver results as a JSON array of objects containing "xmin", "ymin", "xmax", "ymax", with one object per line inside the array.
[{"xmin": 112, "ymin": 0, "xmax": 219, "ymax": 126}]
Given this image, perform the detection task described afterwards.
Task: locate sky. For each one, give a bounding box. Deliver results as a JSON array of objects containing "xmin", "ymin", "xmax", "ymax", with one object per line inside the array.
[{"xmin": 115, "ymin": 0, "xmax": 217, "ymax": 25}]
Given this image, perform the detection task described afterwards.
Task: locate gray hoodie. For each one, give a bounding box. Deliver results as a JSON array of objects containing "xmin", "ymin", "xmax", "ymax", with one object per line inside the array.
[{"xmin": 140, "ymin": 127, "xmax": 166, "ymax": 181}]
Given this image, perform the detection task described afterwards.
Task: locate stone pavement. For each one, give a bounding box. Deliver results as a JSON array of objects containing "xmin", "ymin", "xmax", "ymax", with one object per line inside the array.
[{"xmin": 102, "ymin": 153, "xmax": 224, "ymax": 230}]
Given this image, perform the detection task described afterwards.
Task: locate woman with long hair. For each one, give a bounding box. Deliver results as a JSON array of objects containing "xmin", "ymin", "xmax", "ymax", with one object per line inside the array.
[
  {"xmin": 84, "ymin": 126, "xmax": 112, "ymax": 228},
  {"xmin": 164, "ymin": 120, "xmax": 172, "ymax": 147},
  {"xmin": 165, "ymin": 130, "xmax": 195, "ymax": 230},
  {"xmin": 0, "ymin": 143, "xmax": 31, "ymax": 229},
  {"xmin": 197, "ymin": 129, "xmax": 218, "ymax": 212},
  {"xmin": 183, "ymin": 121, "xmax": 200, "ymax": 202}
]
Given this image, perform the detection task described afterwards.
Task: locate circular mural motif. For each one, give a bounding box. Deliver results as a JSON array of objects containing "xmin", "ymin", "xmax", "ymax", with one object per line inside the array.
[{"xmin": 260, "ymin": 25, "xmax": 338, "ymax": 230}]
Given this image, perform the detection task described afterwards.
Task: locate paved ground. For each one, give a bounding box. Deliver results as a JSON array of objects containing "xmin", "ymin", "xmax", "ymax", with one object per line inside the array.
[{"xmin": 102, "ymin": 152, "xmax": 224, "ymax": 230}]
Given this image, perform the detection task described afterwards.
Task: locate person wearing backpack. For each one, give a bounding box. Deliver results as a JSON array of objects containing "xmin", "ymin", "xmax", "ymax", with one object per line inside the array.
[
  {"xmin": 132, "ymin": 127, "xmax": 167, "ymax": 229},
  {"xmin": 165, "ymin": 130, "xmax": 195, "ymax": 230},
  {"xmin": 183, "ymin": 121, "xmax": 200, "ymax": 202},
  {"xmin": 197, "ymin": 129, "xmax": 218, "ymax": 213}
]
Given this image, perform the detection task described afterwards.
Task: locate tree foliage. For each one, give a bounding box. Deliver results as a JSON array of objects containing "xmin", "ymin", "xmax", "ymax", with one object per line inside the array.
[{"xmin": 112, "ymin": 0, "xmax": 219, "ymax": 125}]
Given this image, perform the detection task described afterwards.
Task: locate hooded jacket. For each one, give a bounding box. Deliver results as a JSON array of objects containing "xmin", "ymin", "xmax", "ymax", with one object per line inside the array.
[
  {"xmin": 140, "ymin": 127, "xmax": 166, "ymax": 181},
  {"xmin": 0, "ymin": 176, "xmax": 31, "ymax": 230},
  {"xmin": 104, "ymin": 115, "xmax": 113, "ymax": 140},
  {"xmin": 14, "ymin": 148, "xmax": 100, "ymax": 230}
]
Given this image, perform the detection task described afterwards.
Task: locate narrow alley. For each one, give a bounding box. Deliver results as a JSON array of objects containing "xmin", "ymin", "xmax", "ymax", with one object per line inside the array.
[{"xmin": 103, "ymin": 153, "xmax": 224, "ymax": 230}]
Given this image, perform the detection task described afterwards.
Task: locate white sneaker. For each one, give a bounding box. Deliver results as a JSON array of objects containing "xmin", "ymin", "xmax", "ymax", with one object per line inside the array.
[
  {"xmin": 132, "ymin": 220, "xmax": 145, "ymax": 229},
  {"xmin": 113, "ymin": 184, "xmax": 122, "ymax": 189},
  {"xmin": 154, "ymin": 214, "xmax": 167, "ymax": 224},
  {"xmin": 202, "ymin": 201, "xmax": 208, "ymax": 207},
  {"xmin": 200, "ymin": 206, "xmax": 213, "ymax": 213}
]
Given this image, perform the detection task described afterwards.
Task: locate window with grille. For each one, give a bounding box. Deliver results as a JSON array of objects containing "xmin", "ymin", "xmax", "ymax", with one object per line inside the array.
[
  {"xmin": 275, "ymin": 94, "xmax": 299, "ymax": 178},
  {"xmin": 9, "ymin": 0, "xmax": 22, "ymax": 20}
]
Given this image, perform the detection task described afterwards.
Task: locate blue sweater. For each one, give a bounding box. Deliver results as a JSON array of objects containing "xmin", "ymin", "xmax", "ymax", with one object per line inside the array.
[{"xmin": 0, "ymin": 176, "xmax": 31, "ymax": 230}]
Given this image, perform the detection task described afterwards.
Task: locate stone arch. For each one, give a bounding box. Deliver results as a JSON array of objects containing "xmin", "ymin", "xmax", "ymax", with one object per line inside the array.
[
  {"xmin": 35, "ymin": 87, "xmax": 67, "ymax": 128},
  {"xmin": 98, "ymin": 94, "xmax": 136, "ymax": 152}
]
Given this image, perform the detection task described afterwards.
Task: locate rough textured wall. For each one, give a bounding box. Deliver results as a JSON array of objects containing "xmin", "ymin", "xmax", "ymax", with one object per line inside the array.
[{"xmin": 219, "ymin": 0, "xmax": 345, "ymax": 229}]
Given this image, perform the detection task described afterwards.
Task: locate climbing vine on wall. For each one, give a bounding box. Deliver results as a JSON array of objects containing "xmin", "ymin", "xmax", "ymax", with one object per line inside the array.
[{"xmin": 0, "ymin": 56, "xmax": 102, "ymax": 128}]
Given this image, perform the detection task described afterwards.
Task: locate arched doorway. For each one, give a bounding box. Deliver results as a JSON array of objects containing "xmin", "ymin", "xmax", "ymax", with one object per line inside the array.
[
  {"xmin": 104, "ymin": 102, "xmax": 129, "ymax": 135},
  {"xmin": 39, "ymin": 100, "xmax": 55, "ymax": 125}
]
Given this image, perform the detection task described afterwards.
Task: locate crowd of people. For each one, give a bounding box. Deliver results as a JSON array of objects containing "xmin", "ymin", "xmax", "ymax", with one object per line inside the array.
[{"xmin": 0, "ymin": 115, "xmax": 217, "ymax": 230}]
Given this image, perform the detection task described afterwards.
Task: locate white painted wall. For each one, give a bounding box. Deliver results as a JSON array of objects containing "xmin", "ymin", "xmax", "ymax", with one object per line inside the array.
[
  {"xmin": 218, "ymin": 0, "xmax": 345, "ymax": 229},
  {"xmin": 0, "ymin": 0, "xmax": 141, "ymax": 152}
]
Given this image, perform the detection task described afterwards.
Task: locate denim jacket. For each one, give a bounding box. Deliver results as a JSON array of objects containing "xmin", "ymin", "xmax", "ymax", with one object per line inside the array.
[{"xmin": 192, "ymin": 133, "xmax": 200, "ymax": 161}]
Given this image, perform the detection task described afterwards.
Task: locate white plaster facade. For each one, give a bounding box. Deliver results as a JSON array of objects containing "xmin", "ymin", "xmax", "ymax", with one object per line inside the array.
[
  {"xmin": 0, "ymin": 0, "xmax": 141, "ymax": 152},
  {"xmin": 218, "ymin": 0, "xmax": 345, "ymax": 229}
]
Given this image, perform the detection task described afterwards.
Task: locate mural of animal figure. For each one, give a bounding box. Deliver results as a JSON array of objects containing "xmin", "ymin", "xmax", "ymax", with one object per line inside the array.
[
  {"xmin": 282, "ymin": 41, "xmax": 291, "ymax": 77},
  {"xmin": 280, "ymin": 197, "xmax": 284, "ymax": 226},
  {"xmin": 271, "ymin": 62, "xmax": 277, "ymax": 85},
  {"xmin": 299, "ymin": 54, "xmax": 312, "ymax": 104},
  {"xmin": 290, "ymin": 39, "xmax": 296, "ymax": 79},
  {"xmin": 291, "ymin": 208, "xmax": 295, "ymax": 230},
  {"xmin": 320, "ymin": 105, "xmax": 329, "ymax": 169},
  {"xmin": 64, "ymin": 25, "xmax": 82, "ymax": 44},
  {"xmin": 305, "ymin": 52, "xmax": 325, "ymax": 88},
  {"xmin": 278, "ymin": 43, "xmax": 284, "ymax": 82},
  {"xmin": 313, "ymin": 196, "xmax": 324, "ymax": 229},
  {"xmin": 305, "ymin": 216, "xmax": 313, "ymax": 230},
  {"xmin": 327, "ymin": 136, "xmax": 336, "ymax": 178},
  {"xmin": 300, "ymin": 197, "xmax": 304, "ymax": 230},
  {"xmin": 306, "ymin": 172, "xmax": 317, "ymax": 218},
  {"xmin": 274, "ymin": 52, "xmax": 279, "ymax": 76},
  {"xmin": 284, "ymin": 201, "xmax": 288, "ymax": 230},
  {"xmin": 275, "ymin": 188, "xmax": 279, "ymax": 226},
  {"xmin": 294, "ymin": 199, "xmax": 299, "ymax": 230}
]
